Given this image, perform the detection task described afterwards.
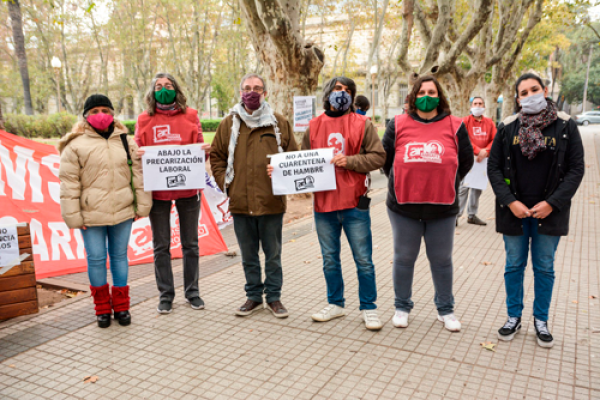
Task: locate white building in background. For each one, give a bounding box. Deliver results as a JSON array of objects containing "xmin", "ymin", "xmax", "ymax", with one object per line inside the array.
[{"xmin": 303, "ymin": 14, "xmax": 423, "ymax": 120}]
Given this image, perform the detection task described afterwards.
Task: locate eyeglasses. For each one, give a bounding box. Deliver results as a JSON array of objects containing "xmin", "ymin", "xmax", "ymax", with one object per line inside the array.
[
  {"xmin": 242, "ymin": 86, "xmax": 265, "ymax": 94},
  {"xmin": 155, "ymin": 84, "xmax": 174, "ymax": 91}
]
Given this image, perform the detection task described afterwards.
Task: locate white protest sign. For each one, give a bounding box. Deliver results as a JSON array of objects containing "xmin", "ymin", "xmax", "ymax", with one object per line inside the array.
[
  {"xmin": 293, "ymin": 96, "xmax": 316, "ymax": 132},
  {"xmin": 463, "ymin": 157, "xmax": 488, "ymax": 191},
  {"xmin": 270, "ymin": 148, "xmax": 336, "ymax": 195},
  {"xmin": 142, "ymin": 145, "xmax": 205, "ymax": 191},
  {"xmin": 0, "ymin": 225, "xmax": 20, "ymax": 268}
]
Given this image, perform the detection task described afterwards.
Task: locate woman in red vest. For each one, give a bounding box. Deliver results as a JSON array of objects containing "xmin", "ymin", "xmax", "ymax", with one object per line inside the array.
[
  {"xmin": 135, "ymin": 72, "xmax": 210, "ymax": 314},
  {"xmin": 382, "ymin": 75, "xmax": 473, "ymax": 332}
]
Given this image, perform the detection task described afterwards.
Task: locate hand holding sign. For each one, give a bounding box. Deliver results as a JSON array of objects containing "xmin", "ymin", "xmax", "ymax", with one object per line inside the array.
[
  {"xmin": 270, "ymin": 148, "xmax": 336, "ymax": 195},
  {"xmin": 142, "ymin": 144, "xmax": 205, "ymax": 191}
]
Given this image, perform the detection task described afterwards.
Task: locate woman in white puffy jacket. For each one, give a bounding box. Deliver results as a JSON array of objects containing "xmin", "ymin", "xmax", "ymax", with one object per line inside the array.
[{"xmin": 58, "ymin": 94, "xmax": 152, "ymax": 328}]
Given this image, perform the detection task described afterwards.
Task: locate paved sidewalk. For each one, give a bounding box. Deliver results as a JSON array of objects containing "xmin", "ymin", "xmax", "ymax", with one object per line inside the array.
[{"xmin": 1, "ymin": 128, "xmax": 599, "ymax": 400}]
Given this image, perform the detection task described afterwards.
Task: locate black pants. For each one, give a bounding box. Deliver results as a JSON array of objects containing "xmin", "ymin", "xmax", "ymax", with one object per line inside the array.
[
  {"xmin": 232, "ymin": 213, "xmax": 283, "ymax": 303},
  {"xmin": 149, "ymin": 194, "xmax": 201, "ymax": 301}
]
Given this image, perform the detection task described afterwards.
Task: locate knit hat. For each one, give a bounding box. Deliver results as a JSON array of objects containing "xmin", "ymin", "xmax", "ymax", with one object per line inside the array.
[{"xmin": 83, "ymin": 94, "xmax": 113, "ymax": 116}]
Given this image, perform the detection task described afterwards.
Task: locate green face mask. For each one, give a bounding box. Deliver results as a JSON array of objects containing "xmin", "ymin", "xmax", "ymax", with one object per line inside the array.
[
  {"xmin": 414, "ymin": 95, "xmax": 440, "ymax": 113},
  {"xmin": 154, "ymin": 87, "xmax": 177, "ymax": 105}
]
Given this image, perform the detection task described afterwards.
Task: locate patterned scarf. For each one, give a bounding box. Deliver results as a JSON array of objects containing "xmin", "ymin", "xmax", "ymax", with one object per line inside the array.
[
  {"xmin": 223, "ymin": 101, "xmax": 282, "ymax": 196},
  {"xmin": 156, "ymin": 102, "xmax": 177, "ymax": 111},
  {"xmin": 518, "ymin": 100, "xmax": 558, "ymax": 160}
]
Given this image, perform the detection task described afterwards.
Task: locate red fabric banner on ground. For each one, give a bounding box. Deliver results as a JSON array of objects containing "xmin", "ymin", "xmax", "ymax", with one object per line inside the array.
[{"xmin": 0, "ymin": 130, "xmax": 228, "ymax": 279}]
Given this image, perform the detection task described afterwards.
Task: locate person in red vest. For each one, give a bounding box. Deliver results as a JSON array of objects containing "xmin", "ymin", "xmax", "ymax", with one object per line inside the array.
[
  {"xmin": 457, "ymin": 96, "xmax": 497, "ymax": 226},
  {"xmin": 135, "ymin": 72, "xmax": 210, "ymax": 315},
  {"xmin": 302, "ymin": 77, "xmax": 386, "ymax": 330},
  {"xmin": 382, "ymin": 75, "xmax": 473, "ymax": 332}
]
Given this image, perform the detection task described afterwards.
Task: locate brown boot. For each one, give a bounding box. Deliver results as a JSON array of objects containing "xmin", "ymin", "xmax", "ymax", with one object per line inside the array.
[{"xmin": 267, "ymin": 300, "xmax": 289, "ymax": 318}]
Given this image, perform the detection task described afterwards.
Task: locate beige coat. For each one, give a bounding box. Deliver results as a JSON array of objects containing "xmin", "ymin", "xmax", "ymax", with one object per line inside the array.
[{"xmin": 58, "ymin": 121, "xmax": 152, "ymax": 229}]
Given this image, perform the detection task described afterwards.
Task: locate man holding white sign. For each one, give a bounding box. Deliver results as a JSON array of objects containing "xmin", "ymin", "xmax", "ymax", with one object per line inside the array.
[
  {"xmin": 302, "ymin": 77, "xmax": 386, "ymax": 330},
  {"xmin": 270, "ymin": 148, "xmax": 336, "ymax": 195},
  {"xmin": 211, "ymin": 73, "xmax": 298, "ymax": 319}
]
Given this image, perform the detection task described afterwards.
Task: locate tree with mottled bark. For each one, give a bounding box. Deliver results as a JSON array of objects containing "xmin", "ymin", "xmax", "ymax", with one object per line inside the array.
[
  {"xmin": 239, "ymin": 0, "xmax": 325, "ymax": 137},
  {"xmin": 6, "ymin": 0, "xmax": 33, "ymax": 115},
  {"xmin": 396, "ymin": 0, "xmax": 545, "ymax": 117}
]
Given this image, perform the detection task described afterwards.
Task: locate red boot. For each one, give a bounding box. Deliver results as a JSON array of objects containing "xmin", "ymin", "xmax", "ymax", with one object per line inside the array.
[
  {"xmin": 112, "ymin": 285, "xmax": 131, "ymax": 326},
  {"xmin": 90, "ymin": 284, "xmax": 111, "ymax": 328}
]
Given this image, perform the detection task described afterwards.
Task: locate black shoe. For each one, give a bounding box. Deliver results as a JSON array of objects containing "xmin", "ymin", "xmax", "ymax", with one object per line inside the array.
[
  {"xmin": 114, "ymin": 311, "xmax": 131, "ymax": 326},
  {"xmin": 157, "ymin": 300, "xmax": 173, "ymax": 314},
  {"xmin": 186, "ymin": 297, "xmax": 205, "ymax": 310},
  {"xmin": 467, "ymin": 215, "xmax": 487, "ymax": 226},
  {"xmin": 534, "ymin": 318, "xmax": 554, "ymax": 348},
  {"xmin": 456, "ymin": 217, "xmax": 459, "ymax": 227},
  {"xmin": 498, "ymin": 317, "xmax": 521, "ymax": 341},
  {"xmin": 97, "ymin": 313, "xmax": 111, "ymax": 328}
]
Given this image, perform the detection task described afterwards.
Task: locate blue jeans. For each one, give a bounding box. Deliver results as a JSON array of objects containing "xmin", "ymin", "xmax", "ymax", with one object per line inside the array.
[
  {"xmin": 314, "ymin": 208, "xmax": 377, "ymax": 310},
  {"xmin": 80, "ymin": 219, "xmax": 133, "ymax": 288},
  {"xmin": 503, "ymin": 217, "xmax": 560, "ymax": 321}
]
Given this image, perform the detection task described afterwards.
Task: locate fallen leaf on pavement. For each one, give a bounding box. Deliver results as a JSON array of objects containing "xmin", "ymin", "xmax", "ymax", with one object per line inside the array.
[
  {"xmin": 289, "ymin": 239, "xmax": 296, "ymax": 243},
  {"xmin": 9, "ymin": 364, "xmax": 15, "ymax": 368},
  {"xmin": 224, "ymin": 251, "xmax": 237, "ymax": 258},
  {"xmin": 304, "ymin": 261, "xmax": 311, "ymax": 264},
  {"xmin": 572, "ymin": 300, "xmax": 578, "ymax": 304},
  {"xmin": 83, "ymin": 375, "xmax": 99, "ymax": 384},
  {"xmin": 482, "ymin": 261, "xmax": 492, "ymax": 266},
  {"xmin": 480, "ymin": 342, "xmax": 497, "ymax": 352},
  {"xmin": 591, "ymin": 295, "xmax": 597, "ymax": 299},
  {"xmin": 486, "ymin": 217, "xmax": 495, "ymax": 220}
]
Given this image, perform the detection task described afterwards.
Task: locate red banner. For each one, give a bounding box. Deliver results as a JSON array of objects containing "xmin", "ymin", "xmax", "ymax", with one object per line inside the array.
[{"xmin": 0, "ymin": 130, "xmax": 227, "ymax": 279}]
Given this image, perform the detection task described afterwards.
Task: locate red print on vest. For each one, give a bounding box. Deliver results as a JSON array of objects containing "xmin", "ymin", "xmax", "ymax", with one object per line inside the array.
[
  {"xmin": 327, "ymin": 132, "xmax": 345, "ymax": 155},
  {"xmin": 153, "ymin": 125, "xmax": 182, "ymax": 143},
  {"xmin": 404, "ymin": 140, "xmax": 444, "ymax": 163}
]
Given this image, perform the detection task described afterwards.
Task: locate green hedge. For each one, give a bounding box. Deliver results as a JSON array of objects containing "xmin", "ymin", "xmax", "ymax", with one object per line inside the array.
[
  {"xmin": 3, "ymin": 114, "xmax": 223, "ymax": 138},
  {"xmin": 4, "ymin": 112, "xmax": 78, "ymax": 138},
  {"xmin": 120, "ymin": 118, "xmax": 222, "ymax": 134}
]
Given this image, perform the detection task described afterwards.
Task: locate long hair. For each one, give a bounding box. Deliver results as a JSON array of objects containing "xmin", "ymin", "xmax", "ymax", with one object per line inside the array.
[
  {"xmin": 514, "ymin": 72, "xmax": 546, "ymax": 113},
  {"xmin": 407, "ymin": 75, "xmax": 451, "ymax": 115},
  {"xmin": 145, "ymin": 72, "xmax": 188, "ymax": 116},
  {"xmin": 322, "ymin": 76, "xmax": 357, "ymax": 112}
]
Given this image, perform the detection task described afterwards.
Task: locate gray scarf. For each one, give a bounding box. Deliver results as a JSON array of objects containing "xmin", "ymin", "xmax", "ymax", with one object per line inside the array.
[{"xmin": 224, "ymin": 101, "xmax": 283, "ymax": 195}]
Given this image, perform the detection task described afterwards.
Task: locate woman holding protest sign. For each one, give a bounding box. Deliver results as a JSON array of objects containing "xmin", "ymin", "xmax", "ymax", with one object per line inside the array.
[
  {"xmin": 59, "ymin": 94, "xmax": 152, "ymax": 328},
  {"xmin": 382, "ymin": 75, "xmax": 473, "ymax": 332},
  {"xmin": 135, "ymin": 72, "xmax": 210, "ymax": 315}
]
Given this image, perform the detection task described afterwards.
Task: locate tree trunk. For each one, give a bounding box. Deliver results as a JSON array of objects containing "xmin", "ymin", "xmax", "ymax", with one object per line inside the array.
[
  {"xmin": 7, "ymin": 0, "xmax": 33, "ymax": 115},
  {"xmin": 0, "ymin": 101, "xmax": 5, "ymax": 130},
  {"xmin": 240, "ymin": 0, "xmax": 325, "ymax": 143}
]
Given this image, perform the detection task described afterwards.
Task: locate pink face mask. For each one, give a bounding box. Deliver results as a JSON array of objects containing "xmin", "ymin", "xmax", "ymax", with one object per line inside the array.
[{"xmin": 87, "ymin": 113, "xmax": 114, "ymax": 130}]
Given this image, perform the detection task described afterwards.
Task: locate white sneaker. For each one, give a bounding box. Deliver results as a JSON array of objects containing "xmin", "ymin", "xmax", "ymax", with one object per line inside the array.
[
  {"xmin": 437, "ymin": 314, "xmax": 461, "ymax": 332},
  {"xmin": 363, "ymin": 310, "xmax": 383, "ymax": 331},
  {"xmin": 311, "ymin": 304, "xmax": 346, "ymax": 322},
  {"xmin": 392, "ymin": 310, "xmax": 409, "ymax": 328}
]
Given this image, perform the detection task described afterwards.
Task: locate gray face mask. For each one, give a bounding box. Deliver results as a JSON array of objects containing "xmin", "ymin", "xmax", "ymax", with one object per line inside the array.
[{"xmin": 519, "ymin": 93, "xmax": 547, "ymax": 115}]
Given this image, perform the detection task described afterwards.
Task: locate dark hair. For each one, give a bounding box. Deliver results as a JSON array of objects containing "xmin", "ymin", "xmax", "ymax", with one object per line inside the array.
[
  {"xmin": 407, "ymin": 75, "xmax": 451, "ymax": 115},
  {"xmin": 471, "ymin": 96, "xmax": 485, "ymax": 106},
  {"xmin": 145, "ymin": 72, "xmax": 188, "ymax": 116},
  {"xmin": 323, "ymin": 76, "xmax": 357, "ymax": 112},
  {"xmin": 514, "ymin": 72, "xmax": 545, "ymax": 112},
  {"xmin": 354, "ymin": 95, "xmax": 370, "ymax": 111}
]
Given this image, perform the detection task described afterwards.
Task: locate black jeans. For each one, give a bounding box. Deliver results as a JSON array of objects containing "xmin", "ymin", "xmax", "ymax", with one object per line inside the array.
[
  {"xmin": 232, "ymin": 213, "xmax": 283, "ymax": 303},
  {"xmin": 149, "ymin": 194, "xmax": 201, "ymax": 301}
]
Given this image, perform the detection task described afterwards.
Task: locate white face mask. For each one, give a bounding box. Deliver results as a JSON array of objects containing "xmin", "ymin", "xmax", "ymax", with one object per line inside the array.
[
  {"xmin": 471, "ymin": 107, "xmax": 485, "ymax": 117},
  {"xmin": 519, "ymin": 93, "xmax": 547, "ymax": 115}
]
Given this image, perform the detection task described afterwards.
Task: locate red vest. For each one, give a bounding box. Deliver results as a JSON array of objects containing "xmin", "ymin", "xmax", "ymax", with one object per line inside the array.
[
  {"xmin": 310, "ymin": 113, "xmax": 367, "ymax": 213},
  {"xmin": 136, "ymin": 108, "xmax": 201, "ymax": 201},
  {"xmin": 393, "ymin": 114, "xmax": 460, "ymax": 205}
]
